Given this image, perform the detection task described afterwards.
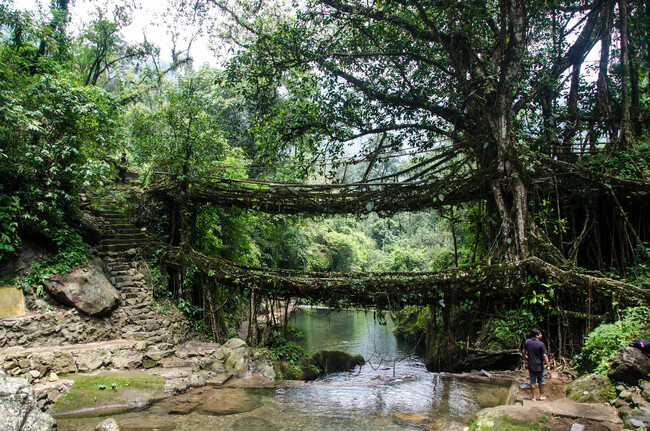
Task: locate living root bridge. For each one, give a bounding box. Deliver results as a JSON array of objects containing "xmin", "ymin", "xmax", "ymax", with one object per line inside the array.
[
  {"xmin": 160, "ymin": 245, "xmax": 650, "ymax": 308},
  {"xmin": 146, "ymin": 173, "xmax": 489, "ymax": 215}
]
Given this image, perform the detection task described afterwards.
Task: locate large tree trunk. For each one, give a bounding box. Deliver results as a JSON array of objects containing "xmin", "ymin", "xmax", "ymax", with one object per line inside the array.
[
  {"xmin": 485, "ymin": 0, "xmax": 530, "ymax": 262},
  {"xmin": 486, "ymin": 103, "xmax": 531, "ymax": 262},
  {"xmin": 618, "ymin": 0, "xmax": 632, "ymax": 145}
]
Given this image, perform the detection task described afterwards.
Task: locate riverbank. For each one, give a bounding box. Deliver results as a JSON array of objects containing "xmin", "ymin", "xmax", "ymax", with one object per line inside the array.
[
  {"xmin": 0, "ymin": 331, "xmax": 631, "ymax": 431},
  {"xmin": 0, "ymin": 245, "xmax": 640, "ymax": 430}
]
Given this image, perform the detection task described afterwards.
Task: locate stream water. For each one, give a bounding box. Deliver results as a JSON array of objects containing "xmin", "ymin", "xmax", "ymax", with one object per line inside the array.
[{"xmin": 55, "ymin": 309, "xmax": 510, "ymax": 430}]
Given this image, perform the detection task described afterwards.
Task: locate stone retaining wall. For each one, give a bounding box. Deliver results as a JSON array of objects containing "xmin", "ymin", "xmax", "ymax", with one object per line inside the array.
[
  {"xmin": 0, "ymin": 252, "xmax": 191, "ymax": 350},
  {"xmin": 0, "ymin": 304, "xmax": 188, "ymax": 350}
]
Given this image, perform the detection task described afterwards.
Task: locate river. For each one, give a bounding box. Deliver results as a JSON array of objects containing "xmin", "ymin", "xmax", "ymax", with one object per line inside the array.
[{"xmin": 55, "ymin": 308, "xmax": 510, "ymax": 430}]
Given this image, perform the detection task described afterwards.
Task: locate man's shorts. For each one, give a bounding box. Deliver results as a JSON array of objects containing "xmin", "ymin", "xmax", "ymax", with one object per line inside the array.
[{"xmin": 529, "ymin": 370, "xmax": 545, "ymax": 386}]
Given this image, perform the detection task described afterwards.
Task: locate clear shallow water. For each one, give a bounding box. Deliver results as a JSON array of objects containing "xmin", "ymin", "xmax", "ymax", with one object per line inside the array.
[
  {"xmin": 56, "ymin": 309, "xmax": 510, "ymax": 430},
  {"xmin": 291, "ymin": 308, "xmax": 427, "ymax": 380}
]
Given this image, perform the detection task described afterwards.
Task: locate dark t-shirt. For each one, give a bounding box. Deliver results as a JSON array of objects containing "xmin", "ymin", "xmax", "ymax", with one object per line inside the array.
[{"xmin": 523, "ymin": 337, "xmax": 547, "ymax": 372}]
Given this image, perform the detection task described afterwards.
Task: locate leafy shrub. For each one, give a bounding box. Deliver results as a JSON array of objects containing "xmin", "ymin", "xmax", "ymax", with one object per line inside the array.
[
  {"xmin": 392, "ymin": 305, "xmax": 429, "ymax": 343},
  {"xmin": 265, "ymin": 325, "xmax": 307, "ymax": 365},
  {"xmin": 578, "ymin": 306, "xmax": 650, "ymax": 374},
  {"xmin": 14, "ymin": 233, "xmax": 89, "ymax": 296}
]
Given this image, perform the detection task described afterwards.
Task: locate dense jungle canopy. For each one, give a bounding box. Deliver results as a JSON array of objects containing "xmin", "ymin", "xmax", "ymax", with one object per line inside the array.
[{"xmin": 1, "ymin": 0, "xmax": 649, "ymax": 370}]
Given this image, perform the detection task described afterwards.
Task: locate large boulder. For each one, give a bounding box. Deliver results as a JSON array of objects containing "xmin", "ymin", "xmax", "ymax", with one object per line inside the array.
[
  {"xmin": 0, "ymin": 370, "xmax": 56, "ymax": 431},
  {"xmin": 566, "ymin": 374, "xmax": 615, "ymax": 403},
  {"xmin": 221, "ymin": 338, "xmax": 279, "ymax": 380},
  {"xmin": 79, "ymin": 213, "xmax": 103, "ymax": 245},
  {"xmin": 312, "ymin": 350, "xmax": 365, "ymax": 374},
  {"xmin": 281, "ymin": 357, "xmax": 321, "ymax": 381},
  {"xmin": 472, "ymin": 398, "xmax": 622, "ymax": 430},
  {"xmin": 44, "ymin": 258, "xmax": 120, "ymax": 316},
  {"xmin": 608, "ymin": 345, "xmax": 650, "ymax": 385}
]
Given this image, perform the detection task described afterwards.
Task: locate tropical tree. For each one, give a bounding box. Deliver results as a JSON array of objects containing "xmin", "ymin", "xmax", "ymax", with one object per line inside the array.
[
  {"xmin": 75, "ymin": 4, "xmax": 153, "ymax": 87},
  {"xmin": 0, "ymin": 3, "xmax": 121, "ymax": 261},
  {"xmin": 158, "ymin": 0, "xmax": 650, "ymax": 367},
  {"xmin": 206, "ymin": 0, "xmax": 649, "ymax": 270}
]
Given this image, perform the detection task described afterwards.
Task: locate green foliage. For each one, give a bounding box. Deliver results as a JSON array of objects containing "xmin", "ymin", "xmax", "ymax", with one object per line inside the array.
[
  {"xmin": 75, "ymin": 4, "xmax": 153, "ymax": 87},
  {"xmin": 392, "ymin": 305, "xmax": 430, "ymax": 342},
  {"xmin": 533, "ymin": 199, "xmax": 567, "ymax": 238},
  {"xmin": 0, "ymin": 74, "xmax": 120, "ymax": 258},
  {"xmin": 177, "ymin": 296, "xmax": 204, "ymax": 332},
  {"xmin": 0, "ymin": 195, "xmax": 21, "ymax": 259},
  {"xmin": 13, "ymin": 233, "xmax": 89, "ymax": 296},
  {"xmin": 127, "ymin": 67, "xmax": 241, "ymax": 182},
  {"xmin": 148, "ymin": 257, "xmax": 170, "ymax": 300},
  {"xmin": 0, "ymin": 5, "xmax": 122, "ymax": 262},
  {"xmin": 578, "ymin": 306, "xmax": 650, "ymax": 374},
  {"xmin": 304, "ymin": 217, "xmax": 375, "ymax": 272},
  {"xmin": 265, "ymin": 325, "xmax": 308, "ymax": 365},
  {"xmin": 484, "ymin": 311, "xmax": 531, "ymax": 351},
  {"xmin": 580, "ymin": 139, "xmax": 650, "ymax": 179}
]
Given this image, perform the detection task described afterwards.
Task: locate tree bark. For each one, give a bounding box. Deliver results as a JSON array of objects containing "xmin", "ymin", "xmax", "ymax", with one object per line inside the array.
[{"xmin": 618, "ymin": 0, "xmax": 632, "ymax": 145}]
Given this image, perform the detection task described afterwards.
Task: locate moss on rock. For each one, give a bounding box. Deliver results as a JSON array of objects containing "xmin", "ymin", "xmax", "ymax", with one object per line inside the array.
[
  {"xmin": 312, "ymin": 350, "xmax": 365, "ymax": 374},
  {"xmin": 281, "ymin": 357, "xmax": 320, "ymax": 381},
  {"xmin": 566, "ymin": 374, "xmax": 615, "ymax": 403},
  {"xmin": 470, "ymin": 408, "xmax": 552, "ymax": 431},
  {"xmin": 50, "ymin": 371, "xmax": 165, "ymax": 416}
]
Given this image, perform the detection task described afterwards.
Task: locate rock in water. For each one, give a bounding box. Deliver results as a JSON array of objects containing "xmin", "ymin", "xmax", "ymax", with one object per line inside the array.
[
  {"xmin": 44, "ymin": 257, "xmax": 120, "ymax": 316},
  {"xmin": 0, "ymin": 370, "xmax": 56, "ymax": 430},
  {"xmin": 312, "ymin": 350, "xmax": 365, "ymax": 374},
  {"xmin": 95, "ymin": 418, "xmax": 121, "ymax": 431},
  {"xmin": 199, "ymin": 388, "xmax": 262, "ymax": 415}
]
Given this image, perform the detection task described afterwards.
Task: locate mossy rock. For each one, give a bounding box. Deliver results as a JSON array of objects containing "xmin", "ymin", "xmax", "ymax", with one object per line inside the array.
[
  {"xmin": 470, "ymin": 407, "xmax": 552, "ymax": 431},
  {"xmin": 281, "ymin": 357, "xmax": 320, "ymax": 381},
  {"xmin": 312, "ymin": 350, "xmax": 365, "ymax": 374},
  {"xmin": 282, "ymin": 364, "xmax": 302, "ymax": 380},
  {"xmin": 566, "ymin": 374, "xmax": 615, "ymax": 403},
  {"xmin": 50, "ymin": 371, "xmax": 165, "ymax": 417}
]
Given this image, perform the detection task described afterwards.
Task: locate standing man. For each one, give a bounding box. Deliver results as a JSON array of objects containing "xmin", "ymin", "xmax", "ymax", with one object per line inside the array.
[
  {"xmin": 522, "ymin": 328, "xmax": 551, "ymax": 401},
  {"xmin": 114, "ymin": 152, "xmax": 129, "ymax": 190}
]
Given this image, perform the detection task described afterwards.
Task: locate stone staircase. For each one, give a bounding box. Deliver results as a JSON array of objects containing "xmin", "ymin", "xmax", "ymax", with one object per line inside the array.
[
  {"xmin": 0, "ymin": 181, "xmax": 280, "ymax": 414},
  {"xmin": 97, "ymin": 211, "xmax": 149, "ymax": 253},
  {"xmin": 1, "ymin": 184, "xmax": 192, "ymax": 386}
]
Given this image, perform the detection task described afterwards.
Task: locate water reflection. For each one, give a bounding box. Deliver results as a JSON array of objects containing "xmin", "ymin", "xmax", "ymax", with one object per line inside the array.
[{"xmin": 291, "ymin": 308, "xmax": 427, "ymax": 381}]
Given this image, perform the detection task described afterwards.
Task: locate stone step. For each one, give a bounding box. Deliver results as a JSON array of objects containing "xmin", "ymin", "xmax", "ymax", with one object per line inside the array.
[
  {"xmin": 110, "ymin": 230, "xmax": 144, "ymax": 237},
  {"xmin": 102, "ymin": 234, "xmax": 147, "ymax": 243},
  {"xmin": 117, "ymin": 288, "xmax": 147, "ymax": 295},
  {"xmin": 103, "ymin": 257, "xmax": 134, "ymax": 264},
  {"xmin": 100, "ymin": 242, "xmax": 148, "ymax": 252},
  {"xmin": 108, "ymin": 225, "xmax": 143, "ymax": 233},
  {"xmin": 96, "ymin": 212, "xmax": 130, "ymax": 219},
  {"xmin": 113, "ymin": 274, "xmax": 145, "ymax": 283},
  {"xmin": 110, "ymin": 270, "xmax": 139, "ymax": 276},
  {"xmin": 112, "ymin": 278, "xmax": 141, "ymax": 286},
  {"xmin": 118, "ymin": 286, "xmax": 147, "ymax": 294},
  {"xmin": 121, "ymin": 299, "xmax": 152, "ymax": 308},
  {"xmin": 103, "ymin": 256, "xmax": 133, "ymax": 262},
  {"xmin": 110, "ymin": 269, "xmax": 138, "ymax": 276},
  {"xmin": 107, "ymin": 266, "xmax": 133, "ymax": 273},
  {"xmin": 101, "ymin": 239, "xmax": 148, "ymax": 247},
  {"xmin": 119, "ymin": 294, "xmax": 148, "ymax": 301}
]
